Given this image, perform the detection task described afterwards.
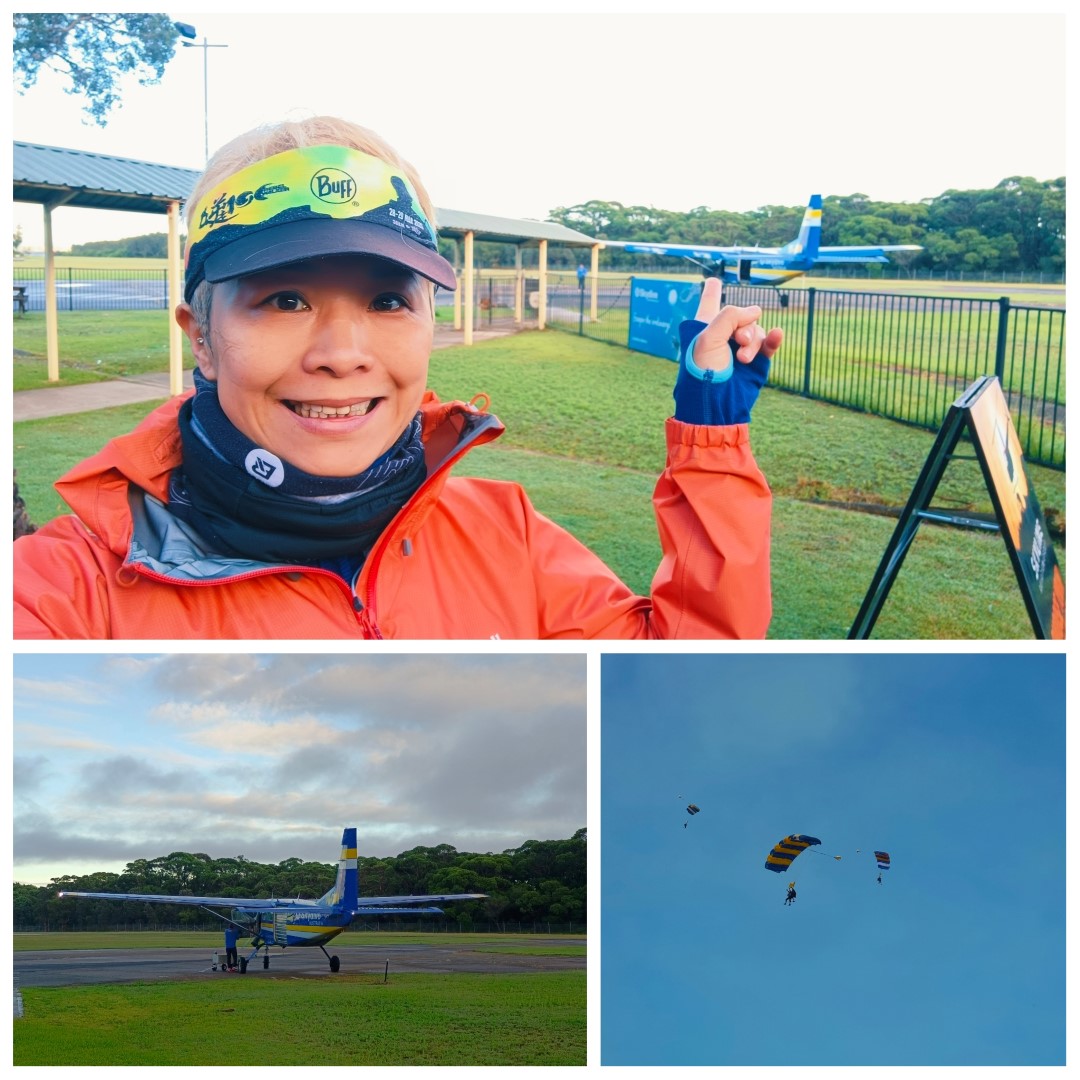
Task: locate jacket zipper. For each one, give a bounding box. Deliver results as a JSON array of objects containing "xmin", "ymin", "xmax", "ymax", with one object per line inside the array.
[{"xmin": 359, "ymin": 410, "xmax": 504, "ymax": 632}]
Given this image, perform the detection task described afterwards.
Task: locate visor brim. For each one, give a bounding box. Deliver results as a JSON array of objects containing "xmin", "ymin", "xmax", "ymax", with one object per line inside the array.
[{"xmin": 201, "ymin": 218, "xmax": 458, "ymax": 292}]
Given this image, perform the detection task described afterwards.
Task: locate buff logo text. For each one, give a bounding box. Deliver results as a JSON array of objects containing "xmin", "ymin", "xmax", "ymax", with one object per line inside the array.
[
  {"xmin": 199, "ymin": 183, "xmax": 289, "ymax": 229},
  {"xmin": 311, "ymin": 169, "xmax": 356, "ymax": 203}
]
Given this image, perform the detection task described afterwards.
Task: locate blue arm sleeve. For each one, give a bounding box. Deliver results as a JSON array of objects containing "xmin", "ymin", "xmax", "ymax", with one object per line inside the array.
[{"xmin": 673, "ymin": 319, "xmax": 770, "ymax": 425}]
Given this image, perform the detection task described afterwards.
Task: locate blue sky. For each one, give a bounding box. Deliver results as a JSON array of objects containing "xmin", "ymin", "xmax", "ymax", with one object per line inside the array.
[
  {"xmin": 13, "ymin": 653, "xmax": 585, "ymax": 883},
  {"xmin": 601, "ymin": 652, "xmax": 1065, "ymax": 1066},
  {"xmin": 12, "ymin": 10, "xmax": 1066, "ymax": 250}
]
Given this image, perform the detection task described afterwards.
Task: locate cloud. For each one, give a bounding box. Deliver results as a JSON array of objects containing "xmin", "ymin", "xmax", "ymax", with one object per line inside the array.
[
  {"xmin": 186, "ymin": 714, "xmax": 348, "ymax": 757},
  {"xmin": 15, "ymin": 722, "xmax": 121, "ymax": 754},
  {"xmin": 13, "ymin": 654, "xmax": 585, "ymax": 878},
  {"xmin": 13, "ymin": 754, "xmax": 51, "ymax": 796},
  {"xmin": 14, "ymin": 675, "xmax": 109, "ymax": 705},
  {"xmin": 75, "ymin": 755, "xmax": 206, "ymax": 802}
]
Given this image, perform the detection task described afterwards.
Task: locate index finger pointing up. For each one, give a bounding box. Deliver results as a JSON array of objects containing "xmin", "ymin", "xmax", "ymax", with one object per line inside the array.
[{"xmin": 693, "ymin": 276, "xmax": 724, "ymax": 324}]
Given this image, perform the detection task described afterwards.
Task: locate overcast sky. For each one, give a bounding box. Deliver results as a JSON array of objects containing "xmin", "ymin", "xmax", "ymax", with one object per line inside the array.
[
  {"xmin": 13, "ymin": 653, "xmax": 585, "ymax": 884},
  {"xmin": 602, "ymin": 652, "xmax": 1064, "ymax": 1066},
  {"xmin": 11, "ymin": 8, "xmax": 1066, "ymax": 250}
]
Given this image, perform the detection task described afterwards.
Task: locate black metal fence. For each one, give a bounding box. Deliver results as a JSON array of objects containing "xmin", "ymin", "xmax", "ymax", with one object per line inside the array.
[
  {"xmin": 435, "ymin": 272, "xmax": 523, "ymax": 328},
  {"xmin": 535, "ymin": 272, "xmax": 633, "ymax": 346},
  {"xmin": 13, "ymin": 266, "xmax": 174, "ymax": 311},
  {"xmin": 15, "ymin": 266, "xmax": 1065, "ymax": 470},
  {"xmin": 549, "ymin": 278, "xmax": 1065, "ymax": 471}
]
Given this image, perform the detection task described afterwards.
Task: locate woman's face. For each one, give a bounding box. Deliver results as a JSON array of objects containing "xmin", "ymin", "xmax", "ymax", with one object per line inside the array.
[{"xmin": 178, "ymin": 254, "xmax": 434, "ymax": 478}]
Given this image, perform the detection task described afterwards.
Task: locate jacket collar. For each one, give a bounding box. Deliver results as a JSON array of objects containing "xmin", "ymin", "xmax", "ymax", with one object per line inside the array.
[{"xmin": 54, "ymin": 389, "xmax": 504, "ymax": 569}]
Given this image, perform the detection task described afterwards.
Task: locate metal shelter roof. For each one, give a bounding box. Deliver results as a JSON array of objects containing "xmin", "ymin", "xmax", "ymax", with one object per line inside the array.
[
  {"xmin": 435, "ymin": 208, "xmax": 598, "ymax": 248},
  {"xmin": 13, "ymin": 142, "xmax": 602, "ymax": 365},
  {"xmin": 12, "ymin": 141, "xmax": 600, "ymax": 248},
  {"xmin": 13, "ymin": 141, "xmax": 201, "ymax": 213}
]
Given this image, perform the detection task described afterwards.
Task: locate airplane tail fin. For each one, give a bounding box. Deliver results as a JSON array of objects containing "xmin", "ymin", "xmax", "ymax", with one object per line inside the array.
[
  {"xmin": 781, "ymin": 195, "xmax": 822, "ymax": 260},
  {"xmin": 320, "ymin": 828, "xmax": 359, "ymax": 911}
]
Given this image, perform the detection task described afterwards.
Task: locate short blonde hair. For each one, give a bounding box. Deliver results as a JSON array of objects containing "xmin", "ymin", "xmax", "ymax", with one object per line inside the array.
[{"xmin": 185, "ymin": 115, "xmax": 437, "ymax": 333}]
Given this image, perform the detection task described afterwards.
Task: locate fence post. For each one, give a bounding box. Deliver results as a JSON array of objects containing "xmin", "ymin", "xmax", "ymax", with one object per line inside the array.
[
  {"xmin": 67, "ymin": 266, "xmax": 74, "ymax": 311},
  {"xmin": 802, "ymin": 287, "xmax": 816, "ymax": 396},
  {"xmin": 993, "ymin": 296, "xmax": 1010, "ymax": 382}
]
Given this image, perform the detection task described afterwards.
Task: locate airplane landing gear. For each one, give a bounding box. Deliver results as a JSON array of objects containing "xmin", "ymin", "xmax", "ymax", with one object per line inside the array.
[{"xmin": 321, "ymin": 945, "xmax": 341, "ymax": 973}]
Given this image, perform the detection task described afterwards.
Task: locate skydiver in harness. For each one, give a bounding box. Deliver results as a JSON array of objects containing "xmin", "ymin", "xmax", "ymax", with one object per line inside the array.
[{"xmin": 784, "ymin": 882, "xmax": 796, "ymax": 905}]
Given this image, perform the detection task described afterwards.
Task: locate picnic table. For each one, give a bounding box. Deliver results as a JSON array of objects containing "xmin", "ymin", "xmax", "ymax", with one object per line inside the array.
[{"xmin": 13, "ymin": 284, "xmax": 28, "ymax": 315}]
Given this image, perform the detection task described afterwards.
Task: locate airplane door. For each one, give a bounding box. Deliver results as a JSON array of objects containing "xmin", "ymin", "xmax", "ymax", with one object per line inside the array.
[
  {"xmin": 273, "ymin": 913, "xmax": 288, "ymax": 944},
  {"xmin": 738, "ymin": 259, "xmax": 753, "ymax": 282}
]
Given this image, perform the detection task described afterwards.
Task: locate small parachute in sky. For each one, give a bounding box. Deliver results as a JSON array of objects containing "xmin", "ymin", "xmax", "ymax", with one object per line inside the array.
[
  {"xmin": 686, "ymin": 804, "xmax": 701, "ymax": 816},
  {"xmin": 764, "ymin": 834, "xmax": 821, "ymax": 872},
  {"xmin": 874, "ymin": 851, "xmax": 891, "ymax": 882}
]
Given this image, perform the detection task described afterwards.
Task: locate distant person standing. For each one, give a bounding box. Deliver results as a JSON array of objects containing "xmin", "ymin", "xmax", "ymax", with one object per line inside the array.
[
  {"xmin": 224, "ymin": 925, "xmax": 239, "ymax": 971},
  {"xmin": 576, "ymin": 263, "xmax": 587, "ymax": 290}
]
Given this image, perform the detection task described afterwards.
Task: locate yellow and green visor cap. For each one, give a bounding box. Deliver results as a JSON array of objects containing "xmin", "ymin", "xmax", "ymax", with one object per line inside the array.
[{"xmin": 184, "ymin": 144, "xmax": 457, "ymax": 301}]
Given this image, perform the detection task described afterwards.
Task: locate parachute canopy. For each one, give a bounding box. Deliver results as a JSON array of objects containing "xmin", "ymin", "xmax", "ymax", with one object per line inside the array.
[
  {"xmin": 686, "ymin": 804, "xmax": 701, "ymax": 815},
  {"xmin": 765, "ymin": 834, "xmax": 821, "ymax": 872},
  {"xmin": 874, "ymin": 851, "xmax": 891, "ymax": 871}
]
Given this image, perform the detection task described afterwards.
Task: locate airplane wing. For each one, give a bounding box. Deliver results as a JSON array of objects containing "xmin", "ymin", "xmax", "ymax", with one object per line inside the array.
[
  {"xmin": 814, "ymin": 244, "xmax": 923, "ymax": 263},
  {"xmin": 59, "ymin": 890, "xmax": 486, "ymax": 909},
  {"xmin": 602, "ymin": 240, "xmax": 747, "ymax": 261},
  {"xmin": 57, "ymin": 890, "xmax": 321, "ymax": 909},
  {"xmin": 355, "ymin": 893, "xmax": 487, "ymax": 907}
]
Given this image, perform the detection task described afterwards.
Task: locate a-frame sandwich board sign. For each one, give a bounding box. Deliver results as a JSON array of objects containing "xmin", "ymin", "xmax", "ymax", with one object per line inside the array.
[{"xmin": 849, "ymin": 375, "xmax": 1065, "ymax": 639}]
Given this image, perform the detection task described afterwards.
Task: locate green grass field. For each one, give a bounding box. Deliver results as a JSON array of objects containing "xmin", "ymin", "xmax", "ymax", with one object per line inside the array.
[
  {"xmin": 15, "ymin": 972, "xmax": 586, "ymax": 1065},
  {"xmin": 13, "ymin": 328, "xmax": 1065, "ymax": 639},
  {"xmin": 13, "ymin": 310, "xmax": 194, "ymax": 390},
  {"xmin": 13, "ymin": 930, "xmax": 586, "ymax": 1065}
]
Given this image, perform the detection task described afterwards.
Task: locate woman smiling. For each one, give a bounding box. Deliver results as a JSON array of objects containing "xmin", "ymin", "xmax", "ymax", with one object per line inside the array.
[{"xmin": 14, "ymin": 116, "xmax": 781, "ymax": 639}]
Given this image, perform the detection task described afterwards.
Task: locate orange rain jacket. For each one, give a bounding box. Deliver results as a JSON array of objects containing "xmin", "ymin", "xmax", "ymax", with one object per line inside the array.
[{"xmin": 13, "ymin": 391, "xmax": 772, "ymax": 639}]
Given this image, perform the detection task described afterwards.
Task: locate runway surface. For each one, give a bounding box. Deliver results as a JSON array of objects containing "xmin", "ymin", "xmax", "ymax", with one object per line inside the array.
[{"xmin": 14, "ymin": 936, "xmax": 586, "ymax": 988}]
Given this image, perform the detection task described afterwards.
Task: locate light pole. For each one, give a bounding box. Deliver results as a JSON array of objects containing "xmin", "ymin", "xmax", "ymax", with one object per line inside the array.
[{"xmin": 173, "ymin": 22, "xmax": 228, "ymax": 163}]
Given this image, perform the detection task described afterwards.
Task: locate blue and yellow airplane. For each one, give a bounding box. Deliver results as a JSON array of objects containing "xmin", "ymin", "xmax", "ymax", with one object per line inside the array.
[
  {"xmin": 603, "ymin": 194, "xmax": 922, "ymax": 286},
  {"xmin": 59, "ymin": 827, "xmax": 486, "ymax": 974}
]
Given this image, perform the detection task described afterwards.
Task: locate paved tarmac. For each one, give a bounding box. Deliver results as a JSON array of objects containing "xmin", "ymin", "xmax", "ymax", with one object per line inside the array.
[
  {"xmin": 13, "ymin": 323, "xmax": 522, "ymax": 423},
  {"xmin": 14, "ymin": 937, "xmax": 585, "ymax": 988}
]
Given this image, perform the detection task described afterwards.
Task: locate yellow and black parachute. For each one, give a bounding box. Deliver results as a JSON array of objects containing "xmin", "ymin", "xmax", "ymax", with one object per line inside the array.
[{"xmin": 764, "ymin": 834, "xmax": 822, "ymax": 872}]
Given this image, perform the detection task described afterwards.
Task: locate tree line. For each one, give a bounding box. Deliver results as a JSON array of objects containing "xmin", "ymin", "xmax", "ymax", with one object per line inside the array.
[
  {"xmin": 544, "ymin": 178, "xmax": 1065, "ymax": 276},
  {"xmin": 15, "ymin": 830, "xmax": 586, "ymax": 932},
  {"xmin": 65, "ymin": 177, "xmax": 1064, "ymax": 279}
]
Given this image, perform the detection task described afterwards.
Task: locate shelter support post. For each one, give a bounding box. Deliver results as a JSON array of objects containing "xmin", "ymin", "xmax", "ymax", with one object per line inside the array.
[
  {"xmin": 590, "ymin": 244, "xmax": 600, "ymax": 322},
  {"xmin": 538, "ymin": 240, "xmax": 548, "ymax": 330},
  {"xmin": 451, "ymin": 239, "xmax": 461, "ymax": 330},
  {"xmin": 43, "ymin": 205, "xmax": 59, "ymax": 382},
  {"xmin": 42, "ymin": 192, "xmax": 77, "ymax": 382},
  {"xmin": 166, "ymin": 201, "xmax": 185, "ymax": 395},
  {"xmin": 514, "ymin": 247, "xmax": 523, "ymax": 325},
  {"xmin": 463, "ymin": 231, "xmax": 475, "ymax": 346}
]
